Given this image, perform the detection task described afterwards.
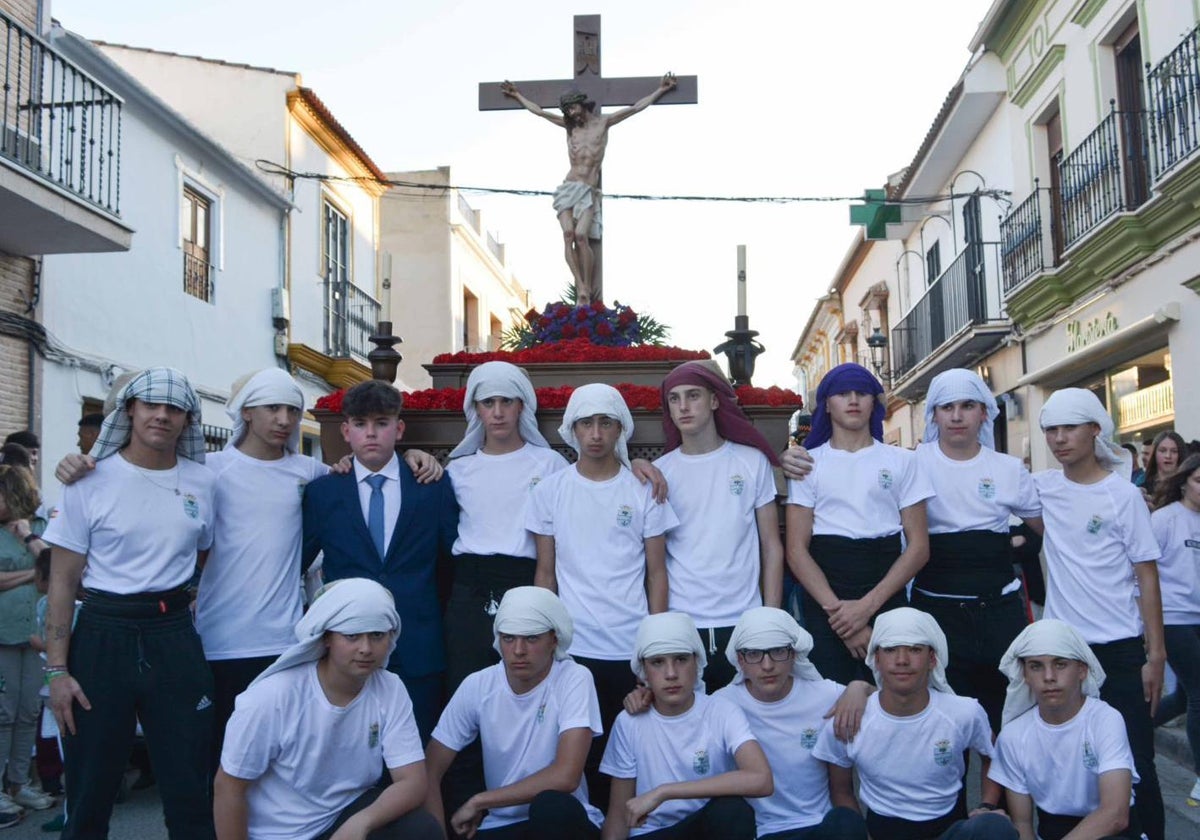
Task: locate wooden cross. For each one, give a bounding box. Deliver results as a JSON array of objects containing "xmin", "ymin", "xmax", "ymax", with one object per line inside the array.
[{"xmin": 479, "ymin": 14, "xmax": 698, "ymax": 303}]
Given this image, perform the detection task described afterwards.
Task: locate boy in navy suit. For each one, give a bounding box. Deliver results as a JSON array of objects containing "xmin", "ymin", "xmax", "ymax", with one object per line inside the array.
[{"xmin": 303, "ymin": 381, "xmax": 458, "ymax": 742}]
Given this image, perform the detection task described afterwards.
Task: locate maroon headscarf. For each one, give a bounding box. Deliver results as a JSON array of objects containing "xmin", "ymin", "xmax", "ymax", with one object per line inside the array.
[{"xmin": 660, "ymin": 361, "xmax": 780, "ymax": 466}]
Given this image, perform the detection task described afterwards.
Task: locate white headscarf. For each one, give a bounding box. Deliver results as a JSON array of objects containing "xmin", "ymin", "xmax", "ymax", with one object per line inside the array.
[
  {"xmin": 450, "ymin": 362, "xmax": 549, "ymax": 459},
  {"xmin": 558, "ymin": 383, "xmax": 633, "ymax": 468},
  {"xmin": 725, "ymin": 606, "xmax": 823, "ymax": 685},
  {"xmin": 867, "ymin": 607, "xmax": 953, "ymax": 694},
  {"xmin": 631, "ymin": 612, "xmax": 706, "ymax": 691},
  {"xmin": 492, "ymin": 586, "xmax": 574, "ymax": 661},
  {"xmin": 923, "ymin": 368, "xmax": 999, "ymax": 449},
  {"xmin": 225, "ymin": 368, "xmax": 305, "ymax": 453},
  {"xmin": 1039, "ymin": 388, "xmax": 1131, "ymax": 478},
  {"xmin": 998, "ymin": 619, "xmax": 1105, "ymax": 726},
  {"xmin": 251, "ymin": 578, "xmax": 400, "ymax": 687}
]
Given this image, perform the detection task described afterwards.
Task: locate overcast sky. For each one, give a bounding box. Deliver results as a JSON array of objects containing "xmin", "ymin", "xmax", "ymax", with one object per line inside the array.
[{"xmin": 51, "ymin": 0, "xmax": 997, "ymax": 387}]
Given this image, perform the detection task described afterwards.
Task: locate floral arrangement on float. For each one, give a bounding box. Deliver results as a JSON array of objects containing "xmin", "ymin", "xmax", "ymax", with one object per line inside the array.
[{"xmin": 315, "ymin": 383, "xmax": 802, "ymax": 414}]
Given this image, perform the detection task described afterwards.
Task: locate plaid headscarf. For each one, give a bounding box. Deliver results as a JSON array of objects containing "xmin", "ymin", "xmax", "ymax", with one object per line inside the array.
[{"xmin": 91, "ymin": 367, "xmax": 206, "ymax": 463}]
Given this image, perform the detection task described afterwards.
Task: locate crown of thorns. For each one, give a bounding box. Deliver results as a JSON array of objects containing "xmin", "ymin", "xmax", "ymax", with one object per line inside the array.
[{"xmin": 559, "ymin": 89, "xmax": 595, "ymax": 110}]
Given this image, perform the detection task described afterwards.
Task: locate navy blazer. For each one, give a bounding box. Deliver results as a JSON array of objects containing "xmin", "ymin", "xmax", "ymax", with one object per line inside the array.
[{"xmin": 302, "ymin": 464, "xmax": 458, "ymax": 678}]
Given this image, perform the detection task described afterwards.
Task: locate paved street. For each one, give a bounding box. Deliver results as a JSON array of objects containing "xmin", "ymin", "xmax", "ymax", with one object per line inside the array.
[{"xmin": 6, "ymin": 733, "xmax": 1198, "ymax": 839}]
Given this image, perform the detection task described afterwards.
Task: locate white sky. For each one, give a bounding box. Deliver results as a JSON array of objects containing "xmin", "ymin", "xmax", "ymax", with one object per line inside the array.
[{"xmin": 50, "ymin": 0, "xmax": 997, "ymax": 387}]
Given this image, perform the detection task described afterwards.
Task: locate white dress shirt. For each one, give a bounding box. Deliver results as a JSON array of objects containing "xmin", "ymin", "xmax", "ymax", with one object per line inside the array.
[{"xmin": 353, "ymin": 454, "xmax": 402, "ymax": 556}]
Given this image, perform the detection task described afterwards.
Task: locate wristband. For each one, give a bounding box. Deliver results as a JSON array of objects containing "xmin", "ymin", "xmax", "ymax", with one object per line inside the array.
[
  {"xmin": 23, "ymin": 533, "xmax": 39, "ymax": 545},
  {"xmin": 43, "ymin": 670, "xmax": 68, "ymax": 686}
]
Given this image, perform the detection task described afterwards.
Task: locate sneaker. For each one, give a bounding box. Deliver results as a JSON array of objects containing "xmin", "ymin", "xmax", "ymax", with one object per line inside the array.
[
  {"xmin": 0, "ymin": 810, "xmax": 21, "ymax": 830},
  {"xmin": 11, "ymin": 786, "xmax": 54, "ymax": 811},
  {"xmin": 0, "ymin": 794, "xmax": 19, "ymax": 816},
  {"xmin": 1189, "ymin": 776, "xmax": 1200, "ymax": 802}
]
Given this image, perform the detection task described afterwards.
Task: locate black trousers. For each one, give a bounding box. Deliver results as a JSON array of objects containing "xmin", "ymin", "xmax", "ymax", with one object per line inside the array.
[
  {"xmin": 1090, "ymin": 637, "xmax": 1164, "ymax": 840},
  {"xmin": 444, "ymin": 554, "xmax": 536, "ymax": 694},
  {"xmin": 313, "ymin": 783, "xmax": 443, "ymax": 840},
  {"xmin": 63, "ymin": 593, "xmax": 215, "ymax": 840},
  {"xmin": 473, "ymin": 790, "xmax": 600, "ymax": 839},
  {"xmin": 208, "ymin": 655, "xmax": 276, "ymax": 777},
  {"xmin": 696, "ymin": 625, "xmax": 735, "ymax": 692},
  {"xmin": 574, "ymin": 656, "xmax": 637, "ymax": 812},
  {"xmin": 910, "ymin": 590, "xmax": 1026, "ymax": 734},
  {"xmin": 759, "ymin": 806, "xmax": 868, "ymax": 839},
  {"xmin": 638, "ymin": 796, "xmax": 755, "ymax": 839}
]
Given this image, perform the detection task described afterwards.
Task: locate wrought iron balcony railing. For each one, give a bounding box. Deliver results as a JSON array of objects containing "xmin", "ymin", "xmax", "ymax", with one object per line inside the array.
[
  {"xmin": 1058, "ymin": 107, "xmax": 1151, "ymax": 249},
  {"xmin": 325, "ymin": 277, "xmax": 381, "ymax": 360},
  {"xmin": 183, "ymin": 252, "xmax": 213, "ymax": 301},
  {"xmin": 1148, "ymin": 23, "xmax": 1200, "ymax": 180},
  {"xmin": 0, "ymin": 10, "xmax": 122, "ymax": 216},
  {"xmin": 890, "ymin": 242, "xmax": 1004, "ymax": 382},
  {"xmin": 999, "ymin": 183, "xmax": 1055, "ymax": 296}
]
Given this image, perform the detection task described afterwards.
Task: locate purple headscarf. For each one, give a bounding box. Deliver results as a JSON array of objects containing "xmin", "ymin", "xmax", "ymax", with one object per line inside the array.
[
  {"xmin": 803, "ymin": 363, "xmax": 885, "ymax": 449},
  {"xmin": 661, "ymin": 361, "xmax": 780, "ymax": 466}
]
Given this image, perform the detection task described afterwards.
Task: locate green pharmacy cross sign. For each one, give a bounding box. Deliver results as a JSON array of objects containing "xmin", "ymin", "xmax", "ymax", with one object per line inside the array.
[{"xmin": 849, "ymin": 189, "xmax": 901, "ymax": 240}]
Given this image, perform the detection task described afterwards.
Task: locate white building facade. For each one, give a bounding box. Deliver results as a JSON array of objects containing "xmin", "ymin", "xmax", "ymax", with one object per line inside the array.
[{"xmin": 37, "ymin": 29, "xmax": 292, "ymax": 470}]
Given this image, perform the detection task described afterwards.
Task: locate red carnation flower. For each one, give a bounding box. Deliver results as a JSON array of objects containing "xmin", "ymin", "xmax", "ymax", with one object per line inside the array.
[
  {"xmin": 577, "ymin": 326, "xmax": 590, "ymax": 339},
  {"xmin": 554, "ymin": 305, "xmax": 571, "ymax": 319},
  {"xmin": 562, "ymin": 323, "xmax": 577, "ymax": 339},
  {"xmin": 574, "ymin": 309, "xmax": 589, "ymax": 322},
  {"xmin": 590, "ymin": 301, "xmax": 606, "ymax": 313},
  {"xmin": 595, "ymin": 322, "xmax": 613, "ymax": 337}
]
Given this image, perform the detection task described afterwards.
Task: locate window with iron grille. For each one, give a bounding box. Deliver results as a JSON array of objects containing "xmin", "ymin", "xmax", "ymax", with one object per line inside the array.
[
  {"xmin": 182, "ymin": 187, "xmax": 213, "ymax": 302},
  {"xmin": 323, "ymin": 200, "xmax": 351, "ymax": 355}
]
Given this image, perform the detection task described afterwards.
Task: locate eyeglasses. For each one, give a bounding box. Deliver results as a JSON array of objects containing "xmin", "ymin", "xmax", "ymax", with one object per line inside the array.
[{"xmin": 737, "ymin": 646, "xmax": 793, "ymax": 664}]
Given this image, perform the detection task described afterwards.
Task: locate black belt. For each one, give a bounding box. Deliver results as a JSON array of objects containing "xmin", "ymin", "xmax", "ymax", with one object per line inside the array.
[
  {"xmin": 915, "ymin": 530, "xmax": 1014, "ymax": 596},
  {"xmin": 81, "ymin": 586, "xmax": 192, "ymax": 618}
]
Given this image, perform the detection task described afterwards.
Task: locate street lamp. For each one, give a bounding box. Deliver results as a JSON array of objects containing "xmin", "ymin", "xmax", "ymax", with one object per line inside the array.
[{"xmin": 866, "ymin": 327, "xmax": 889, "ymax": 381}]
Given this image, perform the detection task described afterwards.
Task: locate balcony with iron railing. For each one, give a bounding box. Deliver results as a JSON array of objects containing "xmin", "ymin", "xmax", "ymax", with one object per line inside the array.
[
  {"xmin": 183, "ymin": 252, "xmax": 213, "ymax": 302},
  {"xmin": 324, "ymin": 277, "xmax": 381, "ymax": 360},
  {"xmin": 1148, "ymin": 23, "xmax": 1200, "ymax": 181},
  {"xmin": 999, "ymin": 183, "xmax": 1055, "ymax": 296},
  {"xmin": 890, "ymin": 242, "xmax": 1008, "ymax": 394},
  {"xmin": 0, "ymin": 10, "xmax": 130, "ymax": 255}
]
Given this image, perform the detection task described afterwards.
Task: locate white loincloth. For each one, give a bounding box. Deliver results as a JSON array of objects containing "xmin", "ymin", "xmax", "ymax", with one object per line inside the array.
[{"xmin": 553, "ymin": 181, "xmax": 603, "ymax": 240}]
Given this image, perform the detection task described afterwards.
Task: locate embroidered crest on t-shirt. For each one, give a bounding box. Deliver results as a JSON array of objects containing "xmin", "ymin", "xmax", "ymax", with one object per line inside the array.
[
  {"xmin": 933, "ymin": 739, "xmax": 952, "ymax": 766},
  {"xmin": 692, "ymin": 749, "xmax": 710, "ymax": 775},
  {"xmin": 182, "ymin": 494, "xmax": 199, "ymax": 519},
  {"xmin": 368, "ymin": 722, "xmax": 379, "ymax": 748},
  {"xmin": 729, "ymin": 474, "xmax": 745, "ymax": 496},
  {"xmin": 1082, "ymin": 740, "xmax": 1098, "ymax": 770},
  {"xmin": 1086, "ymin": 515, "xmax": 1104, "ymax": 535},
  {"xmin": 978, "ymin": 478, "xmax": 996, "ymax": 500},
  {"xmin": 878, "ymin": 469, "xmax": 894, "ymax": 490},
  {"xmin": 1185, "ymin": 539, "xmax": 1200, "ymax": 550},
  {"xmin": 529, "ymin": 476, "xmax": 543, "ymax": 490},
  {"xmin": 616, "ymin": 505, "xmax": 633, "ymax": 527},
  {"xmin": 536, "ymin": 702, "xmax": 546, "ymax": 724},
  {"xmin": 296, "ymin": 481, "xmax": 307, "ymax": 500},
  {"xmin": 800, "ymin": 727, "xmax": 818, "ymax": 749}
]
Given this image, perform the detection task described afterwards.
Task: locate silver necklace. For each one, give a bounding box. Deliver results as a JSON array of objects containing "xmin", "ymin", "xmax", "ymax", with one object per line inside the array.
[{"xmin": 131, "ymin": 464, "xmax": 181, "ymax": 495}]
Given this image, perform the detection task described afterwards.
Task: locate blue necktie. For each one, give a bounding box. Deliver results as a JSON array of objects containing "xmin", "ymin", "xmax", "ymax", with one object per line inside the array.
[{"xmin": 365, "ymin": 473, "xmax": 387, "ymax": 560}]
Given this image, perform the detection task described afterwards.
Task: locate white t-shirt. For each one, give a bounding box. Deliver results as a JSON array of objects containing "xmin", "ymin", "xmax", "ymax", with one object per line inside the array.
[
  {"xmin": 988, "ymin": 697, "xmax": 1136, "ymax": 818},
  {"xmin": 714, "ymin": 678, "xmax": 844, "ymax": 835},
  {"xmin": 916, "ymin": 443, "xmax": 1040, "ymax": 534},
  {"xmin": 448, "ymin": 444, "xmax": 570, "ymax": 559},
  {"xmin": 813, "ymin": 691, "xmax": 993, "ymax": 821},
  {"xmin": 1035, "ymin": 470, "xmax": 1161, "ymax": 643},
  {"xmin": 526, "ymin": 467, "xmax": 679, "ymax": 659},
  {"xmin": 1150, "ymin": 501, "xmax": 1200, "ymax": 625},
  {"xmin": 431, "ymin": 659, "xmax": 603, "ymax": 830},
  {"xmin": 44, "ymin": 455, "xmax": 215, "ymax": 593},
  {"xmin": 196, "ymin": 448, "xmax": 328, "ymax": 660},
  {"xmin": 220, "ymin": 664, "xmax": 424, "ymax": 840},
  {"xmin": 600, "ymin": 693, "xmax": 756, "ymax": 836},
  {"xmin": 655, "ymin": 442, "xmax": 777, "ymax": 627},
  {"xmin": 786, "ymin": 442, "xmax": 933, "ymax": 538}
]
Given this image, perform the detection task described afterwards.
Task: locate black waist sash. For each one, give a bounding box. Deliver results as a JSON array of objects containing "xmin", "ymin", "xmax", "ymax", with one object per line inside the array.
[
  {"xmin": 810, "ymin": 533, "xmax": 902, "ymax": 597},
  {"xmin": 81, "ymin": 586, "xmax": 192, "ymax": 618},
  {"xmin": 915, "ymin": 530, "xmax": 1013, "ymax": 597}
]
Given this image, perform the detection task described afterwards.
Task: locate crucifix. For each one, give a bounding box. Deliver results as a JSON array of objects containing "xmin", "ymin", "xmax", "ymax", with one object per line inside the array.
[{"xmin": 479, "ymin": 15, "xmax": 698, "ymax": 306}]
